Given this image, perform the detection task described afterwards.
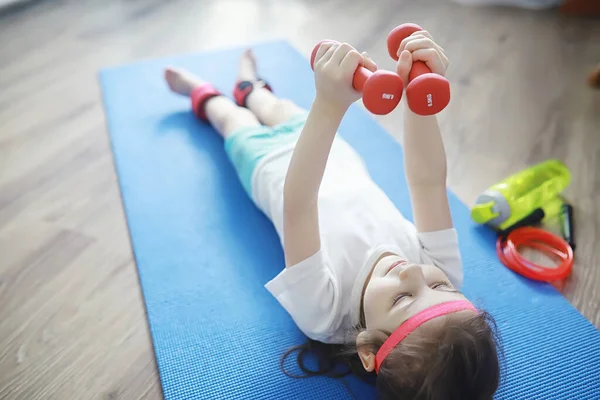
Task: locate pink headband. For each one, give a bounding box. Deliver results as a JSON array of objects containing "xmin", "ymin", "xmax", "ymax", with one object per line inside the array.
[{"xmin": 374, "ymin": 300, "xmax": 477, "ymax": 373}]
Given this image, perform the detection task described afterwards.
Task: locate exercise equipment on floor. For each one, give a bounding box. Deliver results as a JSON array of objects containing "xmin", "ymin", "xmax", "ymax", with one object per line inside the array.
[
  {"xmin": 100, "ymin": 40, "xmax": 600, "ymax": 400},
  {"xmin": 471, "ymin": 159, "xmax": 575, "ymax": 283},
  {"xmin": 310, "ymin": 41, "xmax": 404, "ymax": 115},
  {"xmin": 387, "ymin": 23, "xmax": 452, "ymax": 115}
]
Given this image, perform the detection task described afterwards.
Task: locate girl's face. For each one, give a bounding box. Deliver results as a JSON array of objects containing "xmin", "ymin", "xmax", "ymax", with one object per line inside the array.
[{"xmin": 362, "ymin": 255, "xmax": 469, "ymax": 333}]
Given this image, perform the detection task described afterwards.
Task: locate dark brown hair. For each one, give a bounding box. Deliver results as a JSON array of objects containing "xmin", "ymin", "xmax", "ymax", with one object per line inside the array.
[{"xmin": 282, "ymin": 310, "xmax": 502, "ymax": 400}]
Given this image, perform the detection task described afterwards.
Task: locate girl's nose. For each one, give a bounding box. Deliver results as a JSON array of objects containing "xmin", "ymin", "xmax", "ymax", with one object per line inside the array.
[{"xmin": 398, "ymin": 264, "xmax": 425, "ymax": 283}]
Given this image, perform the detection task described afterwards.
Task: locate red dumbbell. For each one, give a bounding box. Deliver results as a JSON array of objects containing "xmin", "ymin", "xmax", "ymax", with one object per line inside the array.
[
  {"xmin": 387, "ymin": 23, "xmax": 450, "ymax": 116},
  {"xmin": 311, "ymin": 41, "xmax": 404, "ymax": 115}
]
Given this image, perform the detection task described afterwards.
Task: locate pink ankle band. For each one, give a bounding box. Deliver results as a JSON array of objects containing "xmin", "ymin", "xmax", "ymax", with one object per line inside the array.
[
  {"xmin": 191, "ymin": 84, "xmax": 221, "ymax": 121},
  {"xmin": 233, "ymin": 79, "xmax": 272, "ymax": 107},
  {"xmin": 374, "ymin": 300, "xmax": 477, "ymax": 373}
]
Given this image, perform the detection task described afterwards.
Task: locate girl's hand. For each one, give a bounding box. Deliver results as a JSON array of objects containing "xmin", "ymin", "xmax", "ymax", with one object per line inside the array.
[
  {"xmin": 395, "ymin": 30, "xmax": 449, "ymax": 87},
  {"xmin": 312, "ymin": 42, "xmax": 377, "ymax": 111}
]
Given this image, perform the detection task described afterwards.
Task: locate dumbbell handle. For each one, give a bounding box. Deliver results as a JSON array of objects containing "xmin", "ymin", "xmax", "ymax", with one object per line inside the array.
[
  {"xmin": 408, "ymin": 61, "xmax": 431, "ymax": 83},
  {"xmin": 310, "ymin": 41, "xmax": 373, "ymax": 92},
  {"xmin": 352, "ymin": 68, "xmax": 372, "ymax": 92}
]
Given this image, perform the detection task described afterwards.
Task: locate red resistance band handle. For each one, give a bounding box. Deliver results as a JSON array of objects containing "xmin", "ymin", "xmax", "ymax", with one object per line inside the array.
[{"xmin": 496, "ymin": 227, "xmax": 574, "ymax": 282}]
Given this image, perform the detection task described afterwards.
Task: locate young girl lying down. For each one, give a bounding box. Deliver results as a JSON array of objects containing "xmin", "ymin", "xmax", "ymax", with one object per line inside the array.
[{"xmin": 164, "ymin": 31, "xmax": 501, "ymax": 399}]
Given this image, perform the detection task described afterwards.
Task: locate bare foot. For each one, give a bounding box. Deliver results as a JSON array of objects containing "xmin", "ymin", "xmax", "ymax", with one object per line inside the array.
[
  {"xmin": 238, "ymin": 49, "xmax": 258, "ymax": 82},
  {"xmin": 164, "ymin": 67, "xmax": 205, "ymax": 97}
]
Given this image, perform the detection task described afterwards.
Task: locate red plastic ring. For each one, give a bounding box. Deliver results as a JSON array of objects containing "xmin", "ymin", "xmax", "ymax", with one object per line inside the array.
[{"xmin": 496, "ymin": 227, "xmax": 574, "ymax": 282}]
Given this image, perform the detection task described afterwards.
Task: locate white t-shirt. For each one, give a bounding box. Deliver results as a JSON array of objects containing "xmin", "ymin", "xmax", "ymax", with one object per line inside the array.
[{"xmin": 252, "ymin": 137, "xmax": 463, "ymax": 344}]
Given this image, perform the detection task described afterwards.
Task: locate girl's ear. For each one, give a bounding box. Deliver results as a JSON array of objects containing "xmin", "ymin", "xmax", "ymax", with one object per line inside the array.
[{"xmin": 356, "ymin": 331, "xmax": 377, "ymax": 372}]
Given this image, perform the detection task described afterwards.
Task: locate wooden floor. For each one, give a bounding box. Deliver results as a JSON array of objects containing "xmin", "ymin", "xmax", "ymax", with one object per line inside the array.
[{"xmin": 0, "ymin": 0, "xmax": 598, "ymax": 398}]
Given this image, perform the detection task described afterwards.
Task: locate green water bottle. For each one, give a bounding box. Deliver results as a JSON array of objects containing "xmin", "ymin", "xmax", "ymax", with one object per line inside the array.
[{"xmin": 471, "ymin": 160, "xmax": 571, "ymax": 231}]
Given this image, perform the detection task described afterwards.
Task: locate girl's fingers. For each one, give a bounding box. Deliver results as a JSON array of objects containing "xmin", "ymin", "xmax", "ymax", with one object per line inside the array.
[
  {"xmin": 407, "ymin": 39, "xmax": 449, "ymax": 70},
  {"xmin": 340, "ymin": 49, "xmax": 364, "ymax": 76},
  {"xmin": 316, "ymin": 42, "xmax": 338, "ymax": 66},
  {"xmin": 411, "ymin": 48, "xmax": 447, "ymax": 76},
  {"xmin": 438, "ymin": 50, "xmax": 449, "ymax": 70},
  {"xmin": 414, "ymin": 30, "xmax": 433, "ymax": 41},
  {"xmin": 396, "ymin": 50, "xmax": 413, "ymax": 84},
  {"xmin": 361, "ymin": 51, "xmax": 378, "ymax": 72},
  {"xmin": 330, "ymin": 42, "xmax": 354, "ymax": 66},
  {"xmin": 397, "ymin": 30, "xmax": 444, "ymax": 56},
  {"xmin": 402, "ymin": 37, "xmax": 445, "ymax": 57}
]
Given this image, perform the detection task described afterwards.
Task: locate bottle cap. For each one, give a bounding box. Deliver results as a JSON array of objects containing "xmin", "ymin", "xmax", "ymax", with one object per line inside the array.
[{"xmin": 471, "ymin": 201, "xmax": 499, "ymax": 224}]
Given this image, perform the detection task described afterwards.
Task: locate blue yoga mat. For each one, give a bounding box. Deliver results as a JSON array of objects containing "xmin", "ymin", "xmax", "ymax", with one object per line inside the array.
[{"xmin": 100, "ymin": 41, "xmax": 600, "ymax": 400}]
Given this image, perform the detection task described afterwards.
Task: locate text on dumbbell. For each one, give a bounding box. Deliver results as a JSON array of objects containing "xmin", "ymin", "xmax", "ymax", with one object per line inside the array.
[
  {"xmin": 382, "ymin": 93, "xmax": 395, "ymax": 100},
  {"xmin": 427, "ymin": 94, "xmax": 433, "ymax": 107}
]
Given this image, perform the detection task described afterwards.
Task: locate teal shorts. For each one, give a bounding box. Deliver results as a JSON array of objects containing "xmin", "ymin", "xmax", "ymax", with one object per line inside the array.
[{"xmin": 224, "ymin": 113, "xmax": 307, "ymax": 196}]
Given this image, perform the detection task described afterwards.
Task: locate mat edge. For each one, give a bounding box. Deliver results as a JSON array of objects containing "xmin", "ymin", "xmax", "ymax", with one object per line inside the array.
[{"xmin": 98, "ymin": 38, "xmax": 294, "ymax": 74}]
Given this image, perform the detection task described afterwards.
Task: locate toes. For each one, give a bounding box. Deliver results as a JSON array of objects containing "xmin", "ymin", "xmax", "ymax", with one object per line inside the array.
[
  {"xmin": 242, "ymin": 49, "xmax": 257, "ymax": 67},
  {"xmin": 165, "ymin": 67, "xmax": 184, "ymax": 82},
  {"xmin": 164, "ymin": 67, "xmax": 176, "ymax": 79},
  {"xmin": 164, "ymin": 68, "xmax": 178, "ymax": 87},
  {"xmin": 238, "ymin": 49, "xmax": 259, "ymax": 80}
]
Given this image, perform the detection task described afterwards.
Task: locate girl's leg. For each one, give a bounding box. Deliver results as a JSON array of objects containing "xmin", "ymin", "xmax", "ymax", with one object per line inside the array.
[
  {"xmin": 165, "ymin": 67, "xmax": 260, "ymax": 138},
  {"xmin": 236, "ymin": 50, "xmax": 306, "ymax": 127}
]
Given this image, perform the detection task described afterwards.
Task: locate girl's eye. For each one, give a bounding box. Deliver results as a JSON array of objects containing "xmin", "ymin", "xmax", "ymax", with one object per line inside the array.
[
  {"xmin": 432, "ymin": 282, "xmax": 451, "ymax": 290},
  {"xmin": 393, "ymin": 293, "xmax": 410, "ymax": 306}
]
